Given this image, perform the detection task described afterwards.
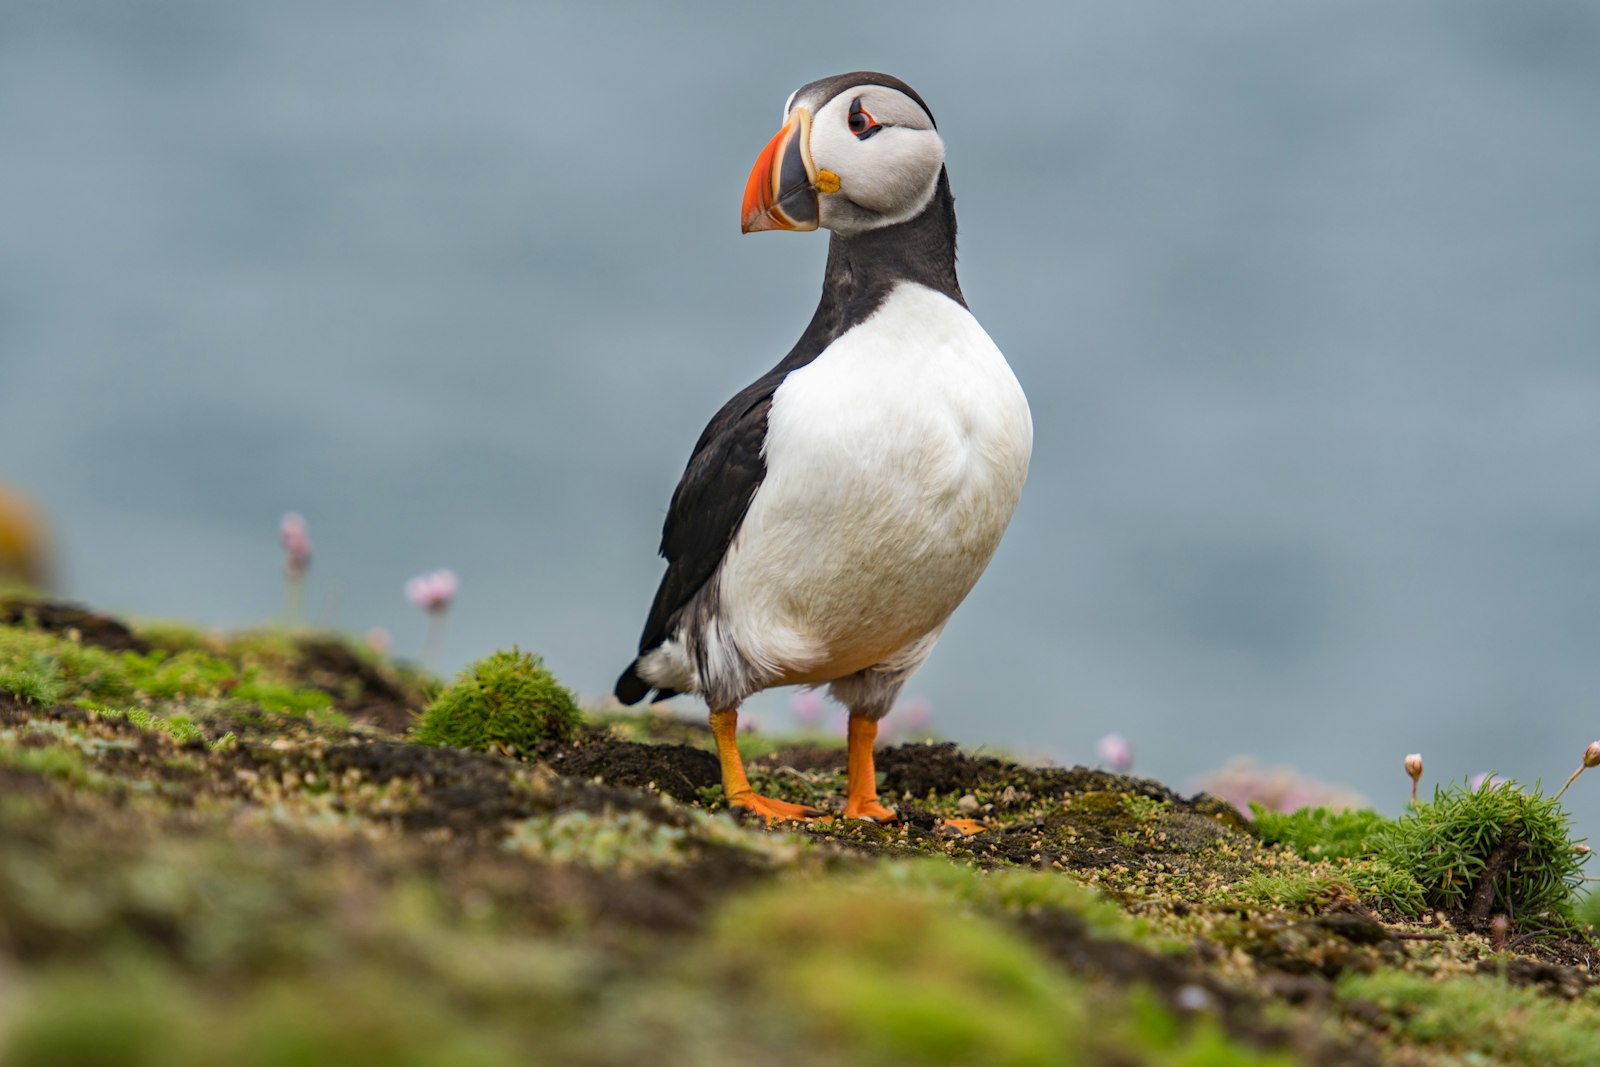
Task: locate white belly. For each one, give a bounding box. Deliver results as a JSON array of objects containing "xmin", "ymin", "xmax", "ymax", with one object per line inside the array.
[{"xmin": 716, "ymin": 282, "xmax": 1033, "ymax": 684}]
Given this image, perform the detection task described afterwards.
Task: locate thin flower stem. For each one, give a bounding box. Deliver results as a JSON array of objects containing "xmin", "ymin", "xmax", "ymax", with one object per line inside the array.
[
  {"xmin": 1553, "ymin": 765, "xmax": 1585, "ymax": 802},
  {"xmin": 421, "ymin": 608, "xmax": 448, "ymax": 666},
  {"xmin": 283, "ymin": 573, "xmax": 305, "ymax": 625}
]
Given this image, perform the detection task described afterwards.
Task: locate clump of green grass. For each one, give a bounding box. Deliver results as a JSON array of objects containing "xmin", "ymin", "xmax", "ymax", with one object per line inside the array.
[
  {"xmin": 0, "ymin": 650, "xmax": 67, "ymax": 707},
  {"xmin": 1378, "ymin": 779, "xmax": 1586, "ymax": 927},
  {"xmin": 411, "ymin": 649, "xmax": 579, "ymax": 753},
  {"xmin": 1252, "ymin": 805, "xmax": 1395, "ymax": 861},
  {"xmin": 1232, "ymin": 861, "xmax": 1426, "ymax": 918},
  {"xmin": 1253, "ymin": 782, "xmax": 1587, "ymax": 925}
]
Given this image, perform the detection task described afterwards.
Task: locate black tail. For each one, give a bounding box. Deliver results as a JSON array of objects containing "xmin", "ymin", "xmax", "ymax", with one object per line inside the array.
[{"xmin": 614, "ymin": 661, "xmax": 649, "ymax": 705}]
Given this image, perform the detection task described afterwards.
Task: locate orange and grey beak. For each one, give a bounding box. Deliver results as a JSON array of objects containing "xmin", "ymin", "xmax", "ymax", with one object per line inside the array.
[{"xmin": 741, "ymin": 108, "xmax": 820, "ymax": 233}]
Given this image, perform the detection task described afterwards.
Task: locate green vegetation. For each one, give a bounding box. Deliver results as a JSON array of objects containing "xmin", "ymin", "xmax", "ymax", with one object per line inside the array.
[
  {"xmin": 3, "ymin": 595, "xmax": 1599, "ymax": 1066},
  {"xmin": 1382, "ymin": 779, "xmax": 1586, "ymax": 927},
  {"xmin": 0, "ymin": 622, "xmax": 336, "ymax": 728},
  {"xmin": 411, "ymin": 648, "xmax": 579, "ymax": 752},
  {"xmin": 1338, "ymin": 971, "xmax": 1600, "ymax": 1067},
  {"xmin": 1253, "ymin": 783, "xmax": 1589, "ymax": 926},
  {"xmin": 1252, "ymin": 805, "xmax": 1395, "ymax": 861}
]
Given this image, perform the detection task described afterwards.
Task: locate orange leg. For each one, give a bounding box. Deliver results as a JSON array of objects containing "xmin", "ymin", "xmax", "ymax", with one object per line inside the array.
[
  {"xmin": 844, "ymin": 713, "xmax": 898, "ymax": 822},
  {"xmin": 710, "ymin": 709, "xmax": 820, "ymax": 823}
]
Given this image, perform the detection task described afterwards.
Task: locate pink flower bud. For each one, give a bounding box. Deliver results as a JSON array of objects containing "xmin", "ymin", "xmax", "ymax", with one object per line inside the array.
[
  {"xmin": 1584, "ymin": 741, "xmax": 1600, "ymax": 769},
  {"xmin": 404, "ymin": 569, "xmax": 459, "ymax": 612},
  {"xmin": 1404, "ymin": 754, "xmax": 1423, "ymax": 781},
  {"xmin": 279, "ymin": 512, "xmax": 312, "ymax": 576},
  {"xmin": 1095, "ymin": 733, "xmax": 1133, "ymax": 773}
]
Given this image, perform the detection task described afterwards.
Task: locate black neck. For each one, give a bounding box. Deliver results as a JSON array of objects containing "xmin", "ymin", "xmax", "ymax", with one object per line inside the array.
[{"xmin": 790, "ymin": 168, "xmax": 964, "ymax": 360}]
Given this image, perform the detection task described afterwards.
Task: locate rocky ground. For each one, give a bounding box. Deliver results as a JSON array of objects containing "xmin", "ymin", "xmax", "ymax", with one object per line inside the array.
[{"xmin": 1, "ymin": 595, "xmax": 1597, "ymax": 1066}]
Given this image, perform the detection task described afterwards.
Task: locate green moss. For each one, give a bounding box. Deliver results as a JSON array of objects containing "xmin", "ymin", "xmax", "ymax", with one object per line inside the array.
[
  {"xmin": 699, "ymin": 870, "xmax": 1296, "ymax": 1067},
  {"xmin": 0, "ymin": 649, "xmax": 67, "ymax": 706},
  {"xmin": 0, "ymin": 626, "xmax": 333, "ymax": 728},
  {"xmin": 1252, "ymin": 805, "xmax": 1395, "ymax": 861},
  {"xmin": 411, "ymin": 648, "xmax": 579, "ymax": 753},
  {"xmin": 502, "ymin": 810, "xmax": 694, "ymax": 869},
  {"xmin": 1338, "ymin": 971, "xmax": 1600, "ymax": 1066},
  {"xmin": 1377, "ymin": 779, "xmax": 1587, "ymax": 926},
  {"xmin": 3, "ymin": 964, "xmax": 512, "ymax": 1067},
  {"xmin": 706, "ymin": 872, "xmax": 1088, "ymax": 1065},
  {"xmin": 0, "ymin": 742, "xmax": 88, "ymax": 784}
]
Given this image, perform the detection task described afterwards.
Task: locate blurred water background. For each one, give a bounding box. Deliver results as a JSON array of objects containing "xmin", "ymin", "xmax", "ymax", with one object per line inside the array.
[{"xmin": 3, "ymin": 2, "xmax": 1598, "ymax": 828}]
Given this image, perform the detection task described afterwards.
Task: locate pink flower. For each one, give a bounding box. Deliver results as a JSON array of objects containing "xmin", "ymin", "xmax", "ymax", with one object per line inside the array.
[
  {"xmin": 1585, "ymin": 741, "xmax": 1600, "ymax": 769},
  {"xmin": 1191, "ymin": 758, "xmax": 1364, "ymax": 816},
  {"xmin": 790, "ymin": 689, "xmax": 826, "ymax": 728},
  {"xmin": 1470, "ymin": 772, "xmax": 1506, "ymax": 792},
  {"xmin": 279, "ymin": 512, "xmax": 311, "ymax": 577},
  {"xmin": 1095, "ymin": 733, "xmax": 1133, "ymax": 773},
  {"xmin": 405, "ymin": 569, "xmax": 459, "ymax": 613}
]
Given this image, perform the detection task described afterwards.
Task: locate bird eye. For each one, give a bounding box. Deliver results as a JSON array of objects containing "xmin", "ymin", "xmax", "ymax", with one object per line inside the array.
[{"xmin": 847, "ymin": 98, "xmax": 881, "ymax": 139}]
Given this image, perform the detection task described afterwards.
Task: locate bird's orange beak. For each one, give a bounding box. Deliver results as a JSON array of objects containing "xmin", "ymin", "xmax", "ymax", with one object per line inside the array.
[{"xmin": 741, "ymin": 107, "xmax": 820, "ymax": 233}]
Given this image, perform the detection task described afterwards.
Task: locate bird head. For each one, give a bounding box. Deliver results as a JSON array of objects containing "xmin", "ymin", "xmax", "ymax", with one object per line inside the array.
[{"xmin": 741, "ymin": 72, "xmax": 944, "ymax": 238}]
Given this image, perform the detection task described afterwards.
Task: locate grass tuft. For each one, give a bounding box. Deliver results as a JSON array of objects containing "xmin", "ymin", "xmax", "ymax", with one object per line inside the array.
[
  {"xmin": 0, "ymin": 650, "xmax": 67, "ymax": 707},
  {"xmin": 411, "ymin": 648, "xmax": 579, "ymax": 753},
  {"xmin": 1378, "ymin": 778, "xmax": 1587, "ymax": 926}
]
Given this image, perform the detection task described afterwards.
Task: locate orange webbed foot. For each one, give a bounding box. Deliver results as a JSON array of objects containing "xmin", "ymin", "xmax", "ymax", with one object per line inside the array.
[
  {"xmin": 843, "ymin": 798, "xmax": 899, "ymax": 823},
  {"xmin": 940, "ymin": 818, "xmax": 987, "ymax": 837},
  {"xmin": 728, "ymin": 792, "xmax": 823, "ymax": 824}
]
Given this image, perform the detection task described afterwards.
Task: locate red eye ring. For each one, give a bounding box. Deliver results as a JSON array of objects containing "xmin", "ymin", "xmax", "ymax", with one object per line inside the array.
[{"xmin": 847, "ymin": 97, "xmax": 880, "ymax": 139}]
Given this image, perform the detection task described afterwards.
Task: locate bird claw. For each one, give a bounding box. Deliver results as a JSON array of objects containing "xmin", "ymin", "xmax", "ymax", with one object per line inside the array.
[
  {"xmin": 728, "ymin": 792, "xmax": 823, "ymax": 824},
  {"xmin": 842, "ymin": 800, "xmax": 899, "ymax": 823}
]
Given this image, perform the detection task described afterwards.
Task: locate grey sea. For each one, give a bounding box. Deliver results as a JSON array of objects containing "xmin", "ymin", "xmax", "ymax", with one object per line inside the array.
[{"xmin": 3, "ymin": 3, "xmax": 1598, "ymax": 837}]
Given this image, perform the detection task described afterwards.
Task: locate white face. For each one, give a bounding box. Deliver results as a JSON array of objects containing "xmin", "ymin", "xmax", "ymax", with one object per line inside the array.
[{"xmin": 786, "ymin": 84, "xmax": 946, "ymax": 236}]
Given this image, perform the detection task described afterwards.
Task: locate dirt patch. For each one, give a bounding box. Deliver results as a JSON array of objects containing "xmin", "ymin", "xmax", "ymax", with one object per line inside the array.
[
  {"xmin": 292, "ymin": 636, "xmax": 425, "ymax": 734},
  {"xmin": 534, "ymin": 736, "xmax": 720, "ymax": 802},
  {"xmin": 877, "ymin": 741, "xmax": 1180, "ymax": 806},
  {"xmin": 0, "ymin": 597, "xmax": 151, "ymax": 654}
]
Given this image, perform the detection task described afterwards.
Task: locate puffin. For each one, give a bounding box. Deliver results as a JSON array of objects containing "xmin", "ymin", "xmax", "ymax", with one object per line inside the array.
[{"xmin": 615, "ymin": 71, "xmax": 1032, "ymax": 825}]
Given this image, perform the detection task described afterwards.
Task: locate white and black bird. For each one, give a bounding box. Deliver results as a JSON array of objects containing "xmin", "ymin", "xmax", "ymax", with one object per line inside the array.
[{"xmin": 615, "ymin": 72, "xmax": 1032, "ymax": 825}]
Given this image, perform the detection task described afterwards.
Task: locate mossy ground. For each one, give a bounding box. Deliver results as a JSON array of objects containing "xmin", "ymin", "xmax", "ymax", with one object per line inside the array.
[{"xmin": 1, "ymin": 595, "xmax": 1597, "ymax": 1066}]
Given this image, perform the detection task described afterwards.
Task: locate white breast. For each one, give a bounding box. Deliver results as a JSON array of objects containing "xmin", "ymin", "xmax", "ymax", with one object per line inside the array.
[{"xmin": 715, "ymin": 282, "xmax": 1033, "ymax": 685}]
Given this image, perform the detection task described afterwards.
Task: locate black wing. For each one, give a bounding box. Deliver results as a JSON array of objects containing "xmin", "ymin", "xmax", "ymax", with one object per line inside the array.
[
  {"xmin": 611, "ymin": 218, "xmax": 932, "ymax": 704},
  {"xmin": 614, "ymin": 377, "xmax": 778, "ymax": 705}
]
